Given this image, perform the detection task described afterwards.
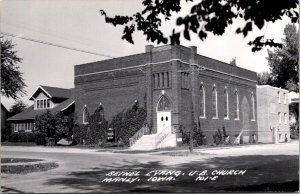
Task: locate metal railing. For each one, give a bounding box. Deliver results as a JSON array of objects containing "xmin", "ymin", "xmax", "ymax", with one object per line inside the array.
[
  {"xmin": 129, "ymin": 125, "xmax": 150, "ymax": 147},
  {"xmin": 155, "ymin": 125, "xmax": 172, "ymax": 149}
]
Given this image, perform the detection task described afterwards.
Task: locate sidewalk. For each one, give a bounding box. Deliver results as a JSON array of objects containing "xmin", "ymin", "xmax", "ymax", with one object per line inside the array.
[{"xmin": 2, "ymin": 140, "xmax": 297, "ymax": 155}]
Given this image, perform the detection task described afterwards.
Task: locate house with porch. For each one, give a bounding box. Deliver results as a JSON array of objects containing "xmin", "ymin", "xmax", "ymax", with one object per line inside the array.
[{"xmin": 7, "ymin": 86, "xmax": 74, "ymax": 133}]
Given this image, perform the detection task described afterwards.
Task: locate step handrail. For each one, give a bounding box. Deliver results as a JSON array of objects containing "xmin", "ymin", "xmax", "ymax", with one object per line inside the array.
[
  {"xmin": 129, "ymin": 125, "xmax": 150, "ymax": 147},
  {"xmin": 155, "ymin": 125, "xmax": 172, "ymax": 148}
]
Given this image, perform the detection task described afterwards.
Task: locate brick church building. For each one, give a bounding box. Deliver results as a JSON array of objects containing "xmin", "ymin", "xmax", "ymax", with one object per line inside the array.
[{"xmin": 74, "ymin": 45, "xmax": 258, "ymax": 148}]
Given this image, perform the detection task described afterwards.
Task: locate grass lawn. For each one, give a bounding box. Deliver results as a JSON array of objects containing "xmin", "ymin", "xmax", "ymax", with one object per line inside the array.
[
  {"xmin": 1, "ymin": 158, "xmax": 58, "ymax": 174},
  {"xmin": 1, "ymin": 158, "xmax": 43, "ymax": 163}
]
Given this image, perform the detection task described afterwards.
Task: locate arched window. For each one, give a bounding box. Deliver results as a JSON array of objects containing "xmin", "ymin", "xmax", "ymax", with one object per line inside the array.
[
  {"xmin": 224, "ymin": 88, "xmax": 229, "ymax": 119},
  {"xmin": 251, "ymin": 93, "xmax": 255, "ymax": 120},
  {"xmin": 212, "ymin": 86, "xmax": 218, "ymax": 118},
  {"xmin": 157, "ymin": 95, "xmax": 171, "ymax": 111},
  {"xmin": 94, "ymin": 103, "xmax": 105, "ymax": 123},
  {"xmin": 83, "ymin": 106, "xmax": 89, "ymax": 124},
  {"xmin": 234, "ymin": 90, "xmax": 239, "ymax": 120},
  {"xmin": 199, "ymin": 85, "xmax": 205, "ymax": 118}
]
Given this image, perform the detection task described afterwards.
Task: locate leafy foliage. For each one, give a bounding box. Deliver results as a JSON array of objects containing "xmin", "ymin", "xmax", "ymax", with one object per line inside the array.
[
  {"xmin": 257, "ymin": 71, "xmax": 273, "ymax": 85},
  {"xmin": 73, "ymin": 106, "xmax": 108, "ymax": 145},
  {"xmin": 179, "ymin": 121, "xmax": 206, "ymax": 146},
  {"xmin": 1, "ymin": 37, "xmax": 26, "ymax": 99},
  {"xmin": 109, "ymin": 101, "xmax": 147, "ymax": 146},
  {"xmin": 8, "ymin": 132, "xmax": 35, "ymax": 143},
  {"xmin": 34, "ymin": 111, "xmax": 74, "ymax": 143},
  {"xmin": 9, "ymin": 100, "xmax": 27, "ymax": 117},
  {"xmin": 1, "ymin": 125, "xmax": 11, "ymax": 142},
  {"xmin": 100, "ymin": 0, "xmax": 298, "ymax": 51},
  {"xmin": 266, "ymin": 24, "xmax": 299, "ymax": 92}
]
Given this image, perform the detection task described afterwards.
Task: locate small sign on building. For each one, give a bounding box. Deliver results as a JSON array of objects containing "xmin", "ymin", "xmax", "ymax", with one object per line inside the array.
[{"xmin": 107, "ymin": 128, "xmax": 115, "ymax": 143}]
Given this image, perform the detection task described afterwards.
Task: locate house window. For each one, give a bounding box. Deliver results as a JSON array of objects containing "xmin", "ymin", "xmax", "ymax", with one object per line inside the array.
[
  {"xmin": 199, "ymin": 85, "xmax": 206, "ymax": 118},
  {"xmin": 251, "ymin": 93, "xmax": 255, "ymax": 121},
  {"xmin": 224, "ymin": 88, "xmax": 229, "ymax": 119},
  {"xmin": 83, "ymin": 106, "xmax": 89, "ymax": 124},
  {"xmin": 153, "ymin": 72, "xmax": 171, "ymax": 89},
  {"xmin": 35, "ymin": 99, "xmax": 50, "ymax": 109},
  {"xmin": 234, "ymin": 90, "xmax": 239, "ymax": 120},
  {"xmin": 212, "ymin": 86, "xmax": 218, "ymax": 118},
  {"xmin": 284, "ymin": 113, "xmax": 288, "ymax": 124},
  {"xmin": 283, "ymin": 93, "xmax": 287, "ymax": 104},
  {"xmin": 278, "ymin": 112, "xmax": 282, "ymax": 124},
  {"xmin": 12, "ymin": 123, "xmax": 17, "ymax": 132},
  {"xmin": 278, "ymin": 91, "xmax": 280, "ymax": 103}
]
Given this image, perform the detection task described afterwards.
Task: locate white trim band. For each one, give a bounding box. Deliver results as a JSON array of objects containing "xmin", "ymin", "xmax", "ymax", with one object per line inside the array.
[{"xmin": 75, "ymin": 59, "xmax": 257, "ymax": 83}]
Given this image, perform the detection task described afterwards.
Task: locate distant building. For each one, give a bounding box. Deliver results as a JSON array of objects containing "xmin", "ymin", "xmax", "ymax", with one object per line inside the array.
[
  {"xmin": 256, "ymin": 85, "xmax": 290, "ymax": 143},
  {"xmin": 74, "ymin": 45, "xmax": 258, "ymax": 149},
  {"xmin": 1, "ymin": 103, "xmax": 9, "ymax": 130},
  {"xmin": 7, "ymin": 86, "xmax": 74, "ymax": 133}
]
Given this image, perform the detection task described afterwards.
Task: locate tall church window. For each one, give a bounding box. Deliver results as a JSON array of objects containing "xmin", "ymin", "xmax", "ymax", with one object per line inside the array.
[
  {"xmin": 251, "ymin": 93, "xmax": 255, "ymax": 120},
  {"xmin": 212, "ymin": 86, "xmax": 218, "ymax": 118},
  {"xmin": 224, "ymin": 88, "xmax": 229, "ymax": 119},
  {"xmin": 94, "ymin": 103, "xmax": 105, "ymax": 123},
  {"xmin": 234, "ymin": 90, "xmax": 239, "ymax": 120},
  {"xmin": 199, "ymin": 85, "xmax": 205, "ymax": 118},
  {"xmin": 83, "ymin": 106, "xmax": 89, "ymax": 124}
]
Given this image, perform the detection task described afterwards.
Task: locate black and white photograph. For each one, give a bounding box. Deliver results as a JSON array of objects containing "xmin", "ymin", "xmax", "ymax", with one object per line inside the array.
[{"xmin": 1, "ymin": 0, "xmax": 299, "ymax": 193}]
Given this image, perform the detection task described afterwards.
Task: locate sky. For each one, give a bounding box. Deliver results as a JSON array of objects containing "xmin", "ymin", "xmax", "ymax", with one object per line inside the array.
[{"xmin": 1, "ymin": 0, "xmax": 292, "ymax": 110}]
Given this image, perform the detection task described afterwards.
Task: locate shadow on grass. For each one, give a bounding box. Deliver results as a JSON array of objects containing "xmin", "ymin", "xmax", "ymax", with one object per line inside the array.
[{"xmin": 45, "ymin": 154, "xmax": 299, "ymax": 193}]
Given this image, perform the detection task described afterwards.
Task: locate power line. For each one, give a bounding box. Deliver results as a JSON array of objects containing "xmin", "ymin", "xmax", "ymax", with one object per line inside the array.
[{"xmin": 0, "ymin": 32, "xmax": 114, "ymax": 58}]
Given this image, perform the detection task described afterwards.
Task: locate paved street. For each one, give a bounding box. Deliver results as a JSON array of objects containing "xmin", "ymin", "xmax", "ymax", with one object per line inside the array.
[{"xmin": 1, "ymin": 141, "xmax": 299, "ymax": 193}]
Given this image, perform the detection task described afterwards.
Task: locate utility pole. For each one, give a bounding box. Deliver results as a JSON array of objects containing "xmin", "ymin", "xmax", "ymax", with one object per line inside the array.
[{"xmin": 178, "ymin": 47, "xmax": 206, "ymax": 153}]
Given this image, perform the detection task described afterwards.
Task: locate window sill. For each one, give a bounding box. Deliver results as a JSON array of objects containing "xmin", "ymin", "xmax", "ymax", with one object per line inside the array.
[
  {"xmin": 224, "ymin": 117, "xmax": 229, "ymax": 120},
  {"xmin": 83, "ymin": 122, "xmax": 89, "ymax": 125},
  {"xmin": 234, "ymin": 118, "xmax": 239, "ymax": 121},
  {"xmin": 199, "ymin": 116, "xmax": 206, "ymax": 119},
  {"xmin": 212, "ymin": 117, "xmax": 219, "ymax": 120},
  {"xmin": 251, "ymin": 119, "xmax": 256, "ymax": 122}
]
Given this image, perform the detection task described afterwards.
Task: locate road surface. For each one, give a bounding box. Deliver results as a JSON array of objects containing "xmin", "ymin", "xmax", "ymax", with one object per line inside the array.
[{"xmin": 1, "ymin": 141, "xmax": 299, "ymax": 193}]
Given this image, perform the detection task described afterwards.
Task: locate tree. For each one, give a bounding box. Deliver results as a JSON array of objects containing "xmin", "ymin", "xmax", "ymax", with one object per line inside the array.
[
  {"xmin": 1, "ymin": 37, "xmax": 26, "ymax": 99},
  {"xmin": 257, "ymin": 71, "xmax": 273, "ymax": 85},
  {"xmin": 100, "ymin": 0, "xmax": 298, "ymax": 51},
  {"xmin": 267, "ymin": 24, "xmax": 299, "ymax": 92},
  {"xmin": 9, "ymin": 100, "xmax": 27, "ymax": 117}
]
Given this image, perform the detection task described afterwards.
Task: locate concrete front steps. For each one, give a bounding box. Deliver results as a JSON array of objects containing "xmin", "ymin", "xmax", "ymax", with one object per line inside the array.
[
  {"xmin": 130, "ymin": 134, "xmax": 157, "ymax": 150},
  {"xmin": 130, "ymin": 133, "xmax": 177, "ymax": 150}
]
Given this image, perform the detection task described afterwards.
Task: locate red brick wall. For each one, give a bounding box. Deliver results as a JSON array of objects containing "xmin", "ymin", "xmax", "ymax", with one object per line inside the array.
[{"xmin": 74, "ymin": 45, "xmax": 258, "ymax": 145}]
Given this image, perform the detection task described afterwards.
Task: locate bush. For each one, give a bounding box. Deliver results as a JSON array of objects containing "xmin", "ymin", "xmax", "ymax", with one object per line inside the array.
[
  {"xmin": 35, "ymin": 111, "xmax": 74, "ymax": 143},
  {"xmin": 109, "ymin": 101, "xmax": 147, "ymax": 146},
  {"xmin": 1, "ymin": 125, "xmax": 11, "ymax": 142},
  {"xmin": 179, "ymin": 122, "xmax": 206, "ymax": 146},
  {"xmin": 35, "ymin": 133, "xmax": 46, "ymax": 145},
  {"xmin": 72, "ymin": 106, "xmax": 108, "ymax": 146},
  {"xmin": 8, "ymin": 132, "xmax": 35, "ymax": 143},
  {"xmin": 213, "ymin": 128, "xmax": 223, "ymax": 145},
  {"xmin": 72, "ymin": 124, "xmax": 87, "ymax": 145},
  {"xmin": 290, "ymin": 123, "xmax": 299, "ymax": 139}
]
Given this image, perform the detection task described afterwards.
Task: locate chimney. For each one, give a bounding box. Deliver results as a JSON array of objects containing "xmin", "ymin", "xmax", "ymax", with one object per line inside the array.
[
  {"xmin": 189, "ymin": 46, "xmax": 197, "ymax": 55},
  {"xmin": 145, "ymin": 45, "xmax": 154, "ymax": 53}
]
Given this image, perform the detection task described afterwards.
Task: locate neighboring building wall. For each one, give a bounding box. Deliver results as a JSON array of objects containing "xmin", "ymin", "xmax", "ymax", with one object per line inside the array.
[{"xmin": 257, "ymin": 85, "xmax": 290, "ymax": 143}]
